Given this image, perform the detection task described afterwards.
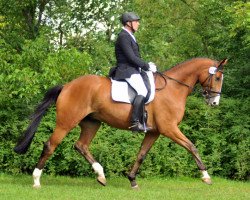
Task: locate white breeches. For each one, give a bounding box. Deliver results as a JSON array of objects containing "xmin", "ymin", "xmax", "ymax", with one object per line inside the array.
[{"xmin": 125, "ymin": 74, "xmax": 148, "ymax": 97}]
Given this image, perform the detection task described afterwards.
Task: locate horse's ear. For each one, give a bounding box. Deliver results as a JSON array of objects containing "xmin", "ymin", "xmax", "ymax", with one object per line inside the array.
[{"xmin": 217, "ymin": 58, "xmax": 228, "ymax": 70}]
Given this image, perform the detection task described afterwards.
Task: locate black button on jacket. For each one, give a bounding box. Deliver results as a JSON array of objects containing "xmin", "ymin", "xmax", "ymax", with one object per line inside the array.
[{"xmin": 113, "ymin": 29, "xmax": 149, "ymax": 80}]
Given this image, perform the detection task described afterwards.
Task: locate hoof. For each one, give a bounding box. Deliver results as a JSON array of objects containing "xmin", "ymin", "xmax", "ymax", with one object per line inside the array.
[
  {"xmin": 202, "ymin": 178, "xmax": 212, "ymax": 185},
  {"xmin": 97, "ymin": 176, "xmax": 106, "ymax": 186},
  {"xmin": 131, "ymin": 185, "xmax": 140, "ymax": 190},
  {"xmin": 33, "ymin": 184, "xmax": 41, "ymax": 189}
]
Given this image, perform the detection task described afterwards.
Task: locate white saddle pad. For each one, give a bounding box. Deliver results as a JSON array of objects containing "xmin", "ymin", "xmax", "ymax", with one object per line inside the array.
[{"xmin": 111, "ymin": 71, "xmax": 155, "ymax": 104}]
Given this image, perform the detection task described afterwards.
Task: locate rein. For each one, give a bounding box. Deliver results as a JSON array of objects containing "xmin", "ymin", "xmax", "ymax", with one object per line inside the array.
[
  {"xmin": 155, "ymin": 71, "xmax": 222, "ymax": 97},
  {"xmin": 155, "ymin": 71, "xmax": 194, "ymax": 92}
]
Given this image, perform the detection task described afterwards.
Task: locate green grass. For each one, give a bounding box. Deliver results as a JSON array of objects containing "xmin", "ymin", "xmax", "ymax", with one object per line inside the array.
[{"xmin": 0, "ymin": 174, "xmax": 249, "ymax": 200}]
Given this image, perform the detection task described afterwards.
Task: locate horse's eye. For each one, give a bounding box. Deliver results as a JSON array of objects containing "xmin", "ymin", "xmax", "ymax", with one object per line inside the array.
[
  {"xmin": 215, "ymin": 77, "xmax": 220, "ymax": 81},
  {"xmin": 203, "ymin": 91, "xmax": 208, "ymax": 96}
]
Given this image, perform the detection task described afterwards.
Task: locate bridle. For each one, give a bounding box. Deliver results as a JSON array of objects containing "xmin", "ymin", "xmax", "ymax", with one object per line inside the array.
[
  {"xmin": 200, "ymin": 71, "xmax": 223, "ymax": 99},
  {"xmin": 155, "ymin": 66, "xmax": 224, "ymax": 99}
]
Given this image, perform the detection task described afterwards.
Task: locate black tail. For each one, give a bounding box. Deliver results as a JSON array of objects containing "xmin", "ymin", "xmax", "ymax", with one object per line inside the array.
[{"xmin": 14, "ymin": 85, "xmax": 63, "ymax": 154}]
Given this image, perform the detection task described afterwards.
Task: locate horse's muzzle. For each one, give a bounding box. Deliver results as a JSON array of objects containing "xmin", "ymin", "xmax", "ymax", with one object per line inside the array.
[{"xmin": 205, "ymin": 95, "xmax": 221, "ymax": 106}]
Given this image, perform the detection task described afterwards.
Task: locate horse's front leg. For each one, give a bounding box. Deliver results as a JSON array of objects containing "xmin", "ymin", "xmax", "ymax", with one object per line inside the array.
[
  {"xmin": 128, "ymin": 132, "xmax": 159, "ymax": 189},
  {"xmin": 161, "ymin": 125, "xmax": 212, "ymax": 185}
]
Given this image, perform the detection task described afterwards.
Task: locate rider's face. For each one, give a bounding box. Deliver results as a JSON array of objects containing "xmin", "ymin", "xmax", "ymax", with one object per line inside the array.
[{"xmin": 131, "ymin": 20, "xmax": 140, "ymax": 31}]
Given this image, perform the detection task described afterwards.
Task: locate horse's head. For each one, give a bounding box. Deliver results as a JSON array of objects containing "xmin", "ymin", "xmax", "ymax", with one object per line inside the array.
[{"xmin": 200, "ymin": 58, "xmax": 228, "ymax": 106}]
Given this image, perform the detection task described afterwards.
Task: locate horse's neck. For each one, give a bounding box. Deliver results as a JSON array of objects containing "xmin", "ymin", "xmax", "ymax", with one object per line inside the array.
[{"xmin": 166, "ymin": 59, "xmax": 213, "ymax": 88}]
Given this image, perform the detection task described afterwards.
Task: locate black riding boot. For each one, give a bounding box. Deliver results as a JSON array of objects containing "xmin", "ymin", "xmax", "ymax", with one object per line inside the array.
[{"xmin": 129, "ymin": 95, "xmax": 151, "ymax": 132}]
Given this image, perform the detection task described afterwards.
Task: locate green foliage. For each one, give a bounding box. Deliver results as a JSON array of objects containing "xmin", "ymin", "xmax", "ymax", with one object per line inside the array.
[
  {"xmin": 66, "ymin": 33, "xmax": 115, "ymax": 75},
  {"xmin": 42, "ymin": 48, "xmax": 92, "ymax": 82},
  {"xmin": 133, "ymin": 0, "xmax": 250, "ymax": 98},
  {"xmin": 16, "ymin": 37, "xmax": 51, "ymax": 72}
]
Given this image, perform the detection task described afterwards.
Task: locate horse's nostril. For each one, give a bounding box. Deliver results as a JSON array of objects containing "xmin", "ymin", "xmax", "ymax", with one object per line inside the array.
[{"xmin": 212, "ymin": 102, "xmax": 218, "ymax": 106}]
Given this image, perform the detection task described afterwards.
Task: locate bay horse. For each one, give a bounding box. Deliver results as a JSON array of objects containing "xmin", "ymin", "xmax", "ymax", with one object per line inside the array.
[{"xmin": 14, "ymin": 57, "xmax": 227, "ymax": 189}]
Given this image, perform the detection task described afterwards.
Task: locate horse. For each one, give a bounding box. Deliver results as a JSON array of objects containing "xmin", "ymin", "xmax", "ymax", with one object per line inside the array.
[{"xmin": 14, "ymin": 57, "xmax": 227, "ymax": 189}]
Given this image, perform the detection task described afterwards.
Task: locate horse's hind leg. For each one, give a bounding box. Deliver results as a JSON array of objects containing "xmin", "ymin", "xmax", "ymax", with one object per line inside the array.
[
  {"xmin": 33, "ymin": 126, "xmax": 70, "ymax": 188},
  {"xmin": 74, "ymin": 118, "xmax": 106, "ymax": 186}
]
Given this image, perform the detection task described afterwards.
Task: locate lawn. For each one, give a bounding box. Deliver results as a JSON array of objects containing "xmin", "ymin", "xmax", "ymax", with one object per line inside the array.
[{"xmin": 0, "ymin": 174, "xmax": 249, "ymax": 200}]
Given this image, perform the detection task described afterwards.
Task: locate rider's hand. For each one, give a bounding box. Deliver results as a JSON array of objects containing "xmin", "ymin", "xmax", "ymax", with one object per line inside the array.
[{"xmin": 148, "ymin": 62, "xmax": 157, "ymax": 73}]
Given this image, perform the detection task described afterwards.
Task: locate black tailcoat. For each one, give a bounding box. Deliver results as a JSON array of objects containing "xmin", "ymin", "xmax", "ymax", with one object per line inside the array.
[{"xmin": 112, "ymin": 29, "xmax": 149, "ymax": 80}]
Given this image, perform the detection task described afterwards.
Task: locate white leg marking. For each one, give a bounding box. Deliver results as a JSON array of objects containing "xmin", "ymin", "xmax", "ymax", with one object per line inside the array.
[
  {"xmin": 201, "ymin": 170, "xmax": 210, "ymax": 179},
  {"xmin": 201, "ymin": 170, "xmax": 212, "ymax": 184},
  {"xmin": 33, "ymin": 168, "xmax": 43, "ymax": 188},
  {"xmin": 92, "ymin": 162, "xmax": 105, "ymax": 178}
]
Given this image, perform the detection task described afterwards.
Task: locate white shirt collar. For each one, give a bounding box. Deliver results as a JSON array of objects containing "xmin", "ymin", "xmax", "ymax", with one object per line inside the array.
[{"xmin": 122, "ymin": 27, "xmax": 136, "ymax": 43}]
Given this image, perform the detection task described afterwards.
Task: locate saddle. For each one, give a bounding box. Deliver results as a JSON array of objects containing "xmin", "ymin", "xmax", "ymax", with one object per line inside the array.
[{"xmin": 110, "ymin": 70, "xmax": 155, "ymax": 104}]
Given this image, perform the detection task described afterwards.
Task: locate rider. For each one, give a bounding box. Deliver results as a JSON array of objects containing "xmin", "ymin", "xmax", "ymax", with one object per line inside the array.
[{"xmin": 112, "ymin": 12, "xmax": 157, "ymax": 132}]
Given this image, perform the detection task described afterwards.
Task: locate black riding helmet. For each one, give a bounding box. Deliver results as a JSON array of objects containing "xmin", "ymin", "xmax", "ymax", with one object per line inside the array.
[{"xmin": 120, "ymin": 12, "xmax": 140, "ymax": 25}]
